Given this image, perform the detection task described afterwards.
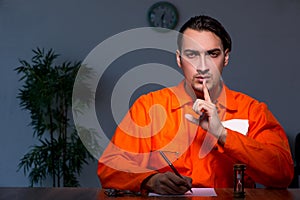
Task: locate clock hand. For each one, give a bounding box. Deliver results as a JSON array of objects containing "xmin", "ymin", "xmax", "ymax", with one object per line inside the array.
[
  {"xmin": 161, "ymin": 12, "xmax": 166, "ymax": 26},
  {"xmin": 161, "ymin": 12, "xmax": 165, "ymax": 20}
]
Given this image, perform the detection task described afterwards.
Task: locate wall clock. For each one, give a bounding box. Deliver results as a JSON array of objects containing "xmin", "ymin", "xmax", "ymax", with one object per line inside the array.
[{"xmin": 147, "ymin": 1, "xmax": 179, "ymax": 30}]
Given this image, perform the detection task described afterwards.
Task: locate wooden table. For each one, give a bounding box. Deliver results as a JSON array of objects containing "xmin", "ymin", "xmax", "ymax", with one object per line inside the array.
[{"xmin": 1, "ymin": 187, "xmax": 300, "ymax": 200}]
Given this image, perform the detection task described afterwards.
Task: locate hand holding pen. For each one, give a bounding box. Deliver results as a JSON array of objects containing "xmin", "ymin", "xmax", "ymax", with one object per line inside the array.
[
  {"xmin": 159, "ymin": 151, "xmax": 193, "ymax": 194},
  {"xmin": 142, "ymin": 151, "xmax": 193, "ymax": 195},
  {"xmin": 141, "ymin": 152, "xmax": 192, "ymax": 194}
]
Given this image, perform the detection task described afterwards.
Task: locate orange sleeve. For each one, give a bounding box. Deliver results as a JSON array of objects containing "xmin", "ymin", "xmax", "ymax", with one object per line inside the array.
[
  {"xmin": 97, "ymin": 94, "xmax": 158, "ymax": 192},
  {"xmin": 97, "ymin": 127, "xmax": 157, "ymax": 191},
  {"xmin": 222, "ymin": 102, "xmax": 294, "ymax": 188},
  {"xmin": 98, "ymin": 158, "xmax": 156, "ymax": 192}
]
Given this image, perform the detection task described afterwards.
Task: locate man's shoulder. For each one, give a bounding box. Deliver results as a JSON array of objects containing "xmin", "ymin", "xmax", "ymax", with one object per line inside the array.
[
  {"xmin": 226, "ymin": 87, "xmax": 263, "ymax": 107},
  {"xmin": 230, "ymin": 89, "xmax": 253, "ymax": 99},
  {"xmin": 227, "ymin": 87, "xmax": 256, "ymax": 101},
  {"xmin": 137, "ymin": 86, "xmax": 177, "ymax": 101}
]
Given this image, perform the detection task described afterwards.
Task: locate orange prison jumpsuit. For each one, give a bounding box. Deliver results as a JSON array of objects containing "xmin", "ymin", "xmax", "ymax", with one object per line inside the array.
[{"xmin": 97, "ymin": 80, "xmax": 294, "ymax": 192}]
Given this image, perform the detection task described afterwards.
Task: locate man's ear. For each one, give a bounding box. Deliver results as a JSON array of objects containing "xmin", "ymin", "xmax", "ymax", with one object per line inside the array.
[
  {"xmin": 224, "ymin": 49, "xmax": 230, "ymax": 67},
  {"xmin": 176, "ymin": 50, "xmax": 182, "ymax": 68}
]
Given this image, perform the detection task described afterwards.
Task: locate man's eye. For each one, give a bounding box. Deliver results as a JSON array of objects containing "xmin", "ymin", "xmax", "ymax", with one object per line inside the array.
[
  {"xmin": 208, "ymin": 51, "xmax": 219, "ymax": 58},
  {"xmin": 185, "ymin": 52, "xmax": 197, "ymax": 58}
]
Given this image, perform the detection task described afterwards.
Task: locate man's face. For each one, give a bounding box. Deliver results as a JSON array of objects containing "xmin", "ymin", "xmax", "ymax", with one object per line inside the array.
[{"xmin": 176, "ymin": 28, "xmax": 229, "ymax": 98}]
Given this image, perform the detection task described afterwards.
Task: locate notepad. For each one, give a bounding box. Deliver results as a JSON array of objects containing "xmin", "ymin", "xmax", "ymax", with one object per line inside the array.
[{"xmin": 148, "ymin": 188, "xmax": 217, "ymax": 197}]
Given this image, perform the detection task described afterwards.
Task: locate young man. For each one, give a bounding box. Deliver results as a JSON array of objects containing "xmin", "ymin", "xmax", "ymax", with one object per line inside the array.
[{"xmin": 97, "ymin": 15, "xmax": 294, "ymax": 195}]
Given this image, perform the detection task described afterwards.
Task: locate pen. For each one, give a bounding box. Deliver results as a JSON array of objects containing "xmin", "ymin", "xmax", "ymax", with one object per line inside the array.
[{"xmin": 159, "ymin": 151, "xmax": 193, "ymax": 193}]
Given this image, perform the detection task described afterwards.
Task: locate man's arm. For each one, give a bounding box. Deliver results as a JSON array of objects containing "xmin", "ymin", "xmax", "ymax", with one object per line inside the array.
[
  {"xmin": 97, "ymin": 123, "xmax": 156, "ymax": 192},
  {"xmin": 188, "ymin": 82, "xmax": 294, "ymax": 188},
  {"xmin": 221, "ymin": 103, "xmax": 294, "ymax": 188}
]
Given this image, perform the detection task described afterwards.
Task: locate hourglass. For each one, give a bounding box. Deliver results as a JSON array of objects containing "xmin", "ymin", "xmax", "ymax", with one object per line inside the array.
[{"xmin": 233, "ymin": 164, "xmax": 246, "ymax": 198}]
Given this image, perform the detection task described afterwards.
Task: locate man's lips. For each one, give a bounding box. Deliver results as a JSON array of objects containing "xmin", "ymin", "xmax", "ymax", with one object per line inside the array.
[{"xmin": 194, "ymin": 75, "xmax": 209, "ymax": 83}]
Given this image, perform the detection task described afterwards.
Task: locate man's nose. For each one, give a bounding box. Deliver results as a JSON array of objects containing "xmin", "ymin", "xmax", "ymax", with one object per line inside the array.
[
  {"xmin": 196, "ymin": 56, "xmax": 209, "ymax": 74},
  {"xmin": 196, "ymin": 69, "xmax": 209, "ymax": 74}
]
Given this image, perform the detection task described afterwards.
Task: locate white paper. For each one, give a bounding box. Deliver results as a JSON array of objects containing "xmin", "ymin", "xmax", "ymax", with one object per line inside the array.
[
  {"xmin": 148, "ymin": 188, "xmax": 217, "ymax": 197},
  {"xmin": 221, "ymin": 119, "xmax": 249, "ymax": 135}
]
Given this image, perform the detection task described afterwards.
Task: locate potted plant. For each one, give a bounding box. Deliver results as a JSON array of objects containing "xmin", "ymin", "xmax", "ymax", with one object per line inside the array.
[{"xmin": 15, "ymin": 47, "xmax": 94, "ymax": 187}]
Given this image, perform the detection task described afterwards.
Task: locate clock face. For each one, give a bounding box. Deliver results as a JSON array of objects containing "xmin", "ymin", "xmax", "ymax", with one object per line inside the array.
[{"xmin": 147, "ymin": 2, "xmax": 178, "ymax": 30}]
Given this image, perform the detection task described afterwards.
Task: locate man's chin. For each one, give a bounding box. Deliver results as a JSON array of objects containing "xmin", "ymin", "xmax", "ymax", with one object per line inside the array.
[
  {"xmin": 192, "ymin": 82, "xmax": 204, "ymax": 90},
  {"xmin": 191, "ymin": 85, "xmax": 204, "ymax": 94}
]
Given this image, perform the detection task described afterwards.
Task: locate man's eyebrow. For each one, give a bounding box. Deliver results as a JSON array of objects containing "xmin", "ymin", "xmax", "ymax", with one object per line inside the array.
[
  {"xmin": 207, "ymin": 48, "xmax": 222, "ymax": 54},
  {"xmin": 183, "ymin": 48, "xmax": 222, "ymax": 54},
  {"xmin": 182, "ymin": 49, "xmax": 199, "ymax": 54}
]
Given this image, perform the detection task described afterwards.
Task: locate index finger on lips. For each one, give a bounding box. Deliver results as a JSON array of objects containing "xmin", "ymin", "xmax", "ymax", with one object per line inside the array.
[{"xmin": 203, "ymin": 80, "xmax": 212, "ymax": 103}]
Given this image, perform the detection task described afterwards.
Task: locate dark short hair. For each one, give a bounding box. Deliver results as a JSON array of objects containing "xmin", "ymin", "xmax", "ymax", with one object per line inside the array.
[{"xmin": 177, "ymin": 15, "xmax": 232, "ymax": 52}]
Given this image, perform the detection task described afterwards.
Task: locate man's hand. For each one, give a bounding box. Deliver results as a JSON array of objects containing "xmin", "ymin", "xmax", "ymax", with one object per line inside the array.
[
  {"xmin": 142, "ymin": 172, "xmax": 192, "ymax": 195},
  {"xmin": 185, "ymin": 81, "xmax": 227, "ymax": 143}
]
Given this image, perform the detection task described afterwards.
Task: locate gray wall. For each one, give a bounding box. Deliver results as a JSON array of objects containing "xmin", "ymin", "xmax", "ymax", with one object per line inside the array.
[{"xmin": 1, "ymin": 0, "xmax": 300, "ymax": 187}]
